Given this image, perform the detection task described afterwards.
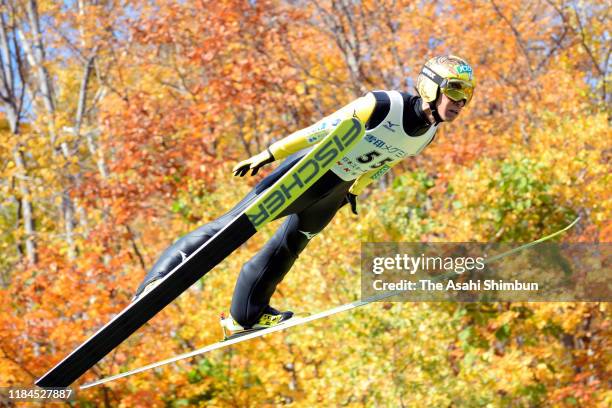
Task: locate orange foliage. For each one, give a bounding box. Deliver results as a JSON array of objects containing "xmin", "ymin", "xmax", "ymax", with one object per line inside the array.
[{"xmin": 0, "ymin": 0, "xmax": 609, "ymax": 406}]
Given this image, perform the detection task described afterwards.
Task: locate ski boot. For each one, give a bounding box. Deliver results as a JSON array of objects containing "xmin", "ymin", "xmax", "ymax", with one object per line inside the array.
[{"xmin": 220, "ymin": 306, "xmax": 294, "ymax": 340}]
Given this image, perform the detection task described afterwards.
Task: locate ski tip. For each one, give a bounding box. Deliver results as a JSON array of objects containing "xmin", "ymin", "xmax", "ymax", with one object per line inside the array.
[{"xmin": 568, "ymin": 216, "xmax": 581, "ymax": 228}]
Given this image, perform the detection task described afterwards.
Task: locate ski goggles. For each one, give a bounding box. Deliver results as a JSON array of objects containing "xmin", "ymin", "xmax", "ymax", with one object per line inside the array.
[
  {"xmin": 421, "ymin": 66, "xmax": 474, "ymax": 104},
  {"xmin": 440, "ymin": 79, "xmax": 474, "ymax": 104}
]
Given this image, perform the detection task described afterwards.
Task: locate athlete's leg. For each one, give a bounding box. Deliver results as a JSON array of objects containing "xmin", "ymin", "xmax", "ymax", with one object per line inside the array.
[
  {"xmin": 230, "ymin": 179, "xmax": 351, "ymax": 327},
  {"xmin": 133, "ymin": 193, "xmax": 254, "ymax": 299},
  {"xmin": 133, "ymin": 151, "xmax": 309, "ymax": 299}
]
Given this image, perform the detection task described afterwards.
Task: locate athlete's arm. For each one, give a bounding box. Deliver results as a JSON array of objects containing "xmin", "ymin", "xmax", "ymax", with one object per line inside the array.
[
  {"xmin": 348, "ymin": 158, "xmax": 401, "ymax": 195},
  {"xmin": 233, "ymin": 93, "xmax": 376, "ymax": 177},
  {"xmin": 268, "ymin": 93, "xmax": 377, "ymax": 160}
]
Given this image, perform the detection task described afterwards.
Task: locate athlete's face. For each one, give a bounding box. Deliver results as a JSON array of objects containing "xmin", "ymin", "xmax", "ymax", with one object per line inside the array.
[{"xmin": 436, "ymin": 94, "xmax": 466, "ymax": 122}]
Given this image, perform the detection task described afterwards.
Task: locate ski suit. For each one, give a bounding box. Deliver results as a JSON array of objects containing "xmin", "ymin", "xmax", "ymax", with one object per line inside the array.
[{"xmin": 134, "ymin": 90, "xmax": 438, "ymax": 327}]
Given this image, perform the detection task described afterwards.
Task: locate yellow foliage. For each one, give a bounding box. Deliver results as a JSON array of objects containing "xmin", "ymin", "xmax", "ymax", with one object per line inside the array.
[{"xmin": 0, "ymin": 0, "xmax": 608, "ymax": 406}]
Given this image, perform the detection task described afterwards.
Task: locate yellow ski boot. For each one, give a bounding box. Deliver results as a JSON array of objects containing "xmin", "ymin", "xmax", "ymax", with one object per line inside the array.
[{"xmin": 220, "ymin": 306, "xmax": 294, "ymax": 340}]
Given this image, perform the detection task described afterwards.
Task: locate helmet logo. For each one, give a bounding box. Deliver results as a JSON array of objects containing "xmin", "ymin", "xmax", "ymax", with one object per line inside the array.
[
  {"xmin": 421, "ymin": 66, "xmax": 444, "ymax": 85},
  {"xmin": 456, "ymin": 65, "xmax": 473, "ymax": 79}
]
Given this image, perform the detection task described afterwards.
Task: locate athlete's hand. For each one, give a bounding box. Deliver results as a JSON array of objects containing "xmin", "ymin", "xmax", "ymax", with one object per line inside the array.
[
  {"xmin": 233, "ymin": 149, "xmax": 275, "ymax": 177},
  {"xmin": 346, "ymin": 193, "xmax": 358, "ymax": 215}
]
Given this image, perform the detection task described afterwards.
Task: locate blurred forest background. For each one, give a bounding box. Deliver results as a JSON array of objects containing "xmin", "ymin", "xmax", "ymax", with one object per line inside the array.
[{"xmin": 0, "ymin": 0, "xmax": 609, "ymax": 406}]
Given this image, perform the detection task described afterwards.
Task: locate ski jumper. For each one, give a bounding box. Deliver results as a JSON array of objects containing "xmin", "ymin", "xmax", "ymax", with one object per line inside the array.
[{"xmin": 134, "ymin": 90, "xmax": 437, "ymax": 327}]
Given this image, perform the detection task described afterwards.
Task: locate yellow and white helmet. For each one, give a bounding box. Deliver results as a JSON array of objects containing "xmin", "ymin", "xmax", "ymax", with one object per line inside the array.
[{"xmin": 416, "ymin": 55, "xmax": 475, "ymax": 104}]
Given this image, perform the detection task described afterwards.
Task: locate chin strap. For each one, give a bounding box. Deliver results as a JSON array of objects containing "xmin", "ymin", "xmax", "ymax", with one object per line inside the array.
[{"xmin": 428, "ymin": 101, "xmax": 444, "ymax": 124}]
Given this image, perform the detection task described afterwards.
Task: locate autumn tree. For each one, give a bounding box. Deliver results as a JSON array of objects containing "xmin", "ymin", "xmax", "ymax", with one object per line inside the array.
[{"xmin": 0, "ymin": 0, "xmax": 609, "ymax": 406}]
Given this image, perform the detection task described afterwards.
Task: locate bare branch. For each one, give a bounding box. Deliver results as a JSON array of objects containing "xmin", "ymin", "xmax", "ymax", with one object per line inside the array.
[{"xmin": 489, "ymin": 0, "xmax": 535, "ymax": 78}]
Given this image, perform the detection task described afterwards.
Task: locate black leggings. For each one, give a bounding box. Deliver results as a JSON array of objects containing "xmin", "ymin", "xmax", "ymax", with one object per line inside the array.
[{"xmin": 134, "ymin": 150, "xmax": 353, "ymax": 327}]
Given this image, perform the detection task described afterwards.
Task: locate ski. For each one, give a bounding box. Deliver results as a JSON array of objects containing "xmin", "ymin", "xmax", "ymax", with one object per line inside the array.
[
  {"xmin": 35, "ymin": 117, "xmax": 365, "ymax": 388},
  {"xmin": 79, "ymin": 294, "xmax": 386, "ymax": 390},
  {"xmin": 427, "ymin": 216, "xmax": 582, "ymax": 283},
  {"xmin": 78, "ymin": 216, "xmax": 580, "ymax": 389}
]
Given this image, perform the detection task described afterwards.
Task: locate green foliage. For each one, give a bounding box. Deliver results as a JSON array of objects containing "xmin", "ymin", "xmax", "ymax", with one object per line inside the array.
[
  {"xmin": 486, "ymin": 157, "xmax": 576, "ymax": 240},
  {"xmin": 360, "ymin": 170, "xmax": 439, "ymax": 242}
]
